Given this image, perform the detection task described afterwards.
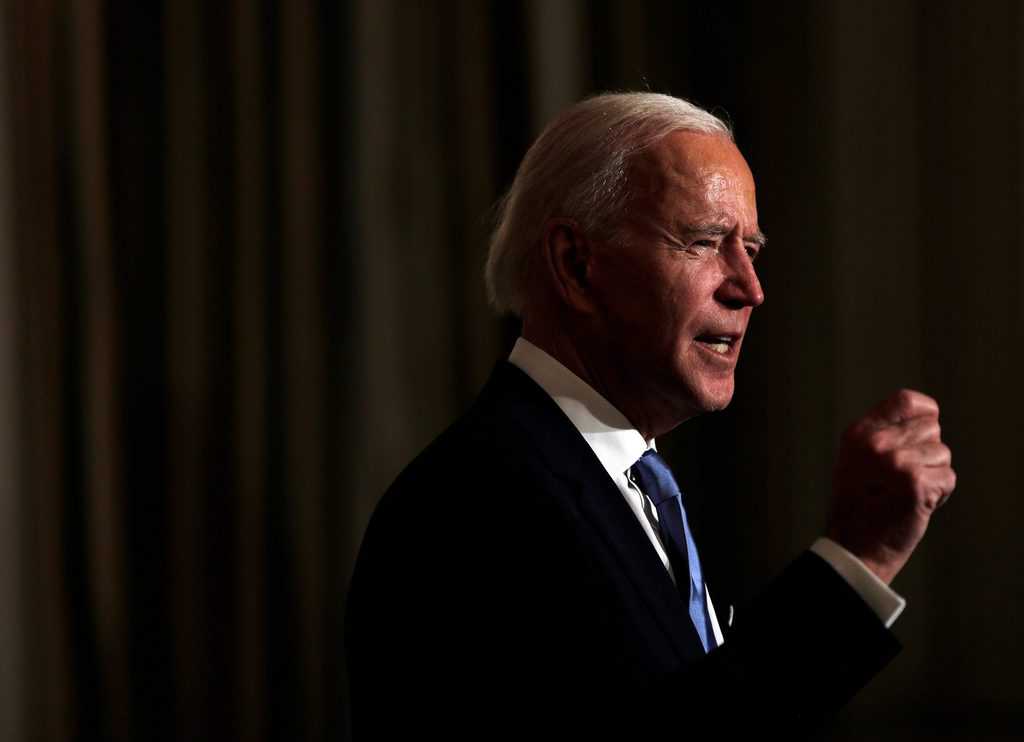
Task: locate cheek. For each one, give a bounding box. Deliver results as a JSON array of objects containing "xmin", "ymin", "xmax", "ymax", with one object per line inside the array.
[
  {"xmin": 595, "ymin": 254, "xmax": 716, "ymax": 345},
  {"xmin": 662, "ymin": 271, "xmax": 714, "ymax": 330}
]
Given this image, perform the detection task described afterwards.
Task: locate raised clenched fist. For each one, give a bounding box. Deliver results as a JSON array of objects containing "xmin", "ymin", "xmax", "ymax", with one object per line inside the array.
[{"xmin": 827, "ymin": 389, "xmax": 957, "ymax": 584}]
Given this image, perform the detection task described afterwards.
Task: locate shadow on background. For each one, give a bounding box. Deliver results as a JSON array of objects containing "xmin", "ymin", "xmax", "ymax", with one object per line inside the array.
[{"xmin": 1, "ymin": 1, "xmax": 1021, "ymax": 740}]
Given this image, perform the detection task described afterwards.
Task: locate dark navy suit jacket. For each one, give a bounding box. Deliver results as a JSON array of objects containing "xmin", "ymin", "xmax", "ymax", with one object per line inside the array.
[{"xmin": 345, "ymin": 362, "xmax": 900, "ymax": 739}]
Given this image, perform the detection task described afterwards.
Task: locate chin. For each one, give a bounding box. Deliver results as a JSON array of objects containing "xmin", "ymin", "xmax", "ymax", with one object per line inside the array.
[
  {"xmin": 659, "ymin": 370, "xmax": 736, "ymax": 426},
  {"xmin": 690, "ymin": 378, "xmax": 735, "ymax": 413},
  {"xmin": 697, "ymin": 396, "xmax": 733, "ymax": 414}
]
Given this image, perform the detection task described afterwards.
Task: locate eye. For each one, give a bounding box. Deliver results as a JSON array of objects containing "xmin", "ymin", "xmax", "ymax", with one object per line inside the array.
[
  {"xmin": 744, "ymin": 243, "xmax": 761, "ymax": 263},
  {"xmin": 685, "ymin": 239, "xmax": 720, "ymax": 256}
]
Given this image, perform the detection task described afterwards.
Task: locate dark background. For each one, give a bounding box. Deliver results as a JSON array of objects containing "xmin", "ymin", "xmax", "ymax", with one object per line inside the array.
[{"xmin": 2, "ymin": 1, "xmax": 1022, "ymax": 740}]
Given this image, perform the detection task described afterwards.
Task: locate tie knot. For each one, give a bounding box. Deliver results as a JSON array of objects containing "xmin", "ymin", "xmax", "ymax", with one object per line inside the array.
[{"xmin": 629, "ymin": 450, "xmax": 681, "ymax": 506}]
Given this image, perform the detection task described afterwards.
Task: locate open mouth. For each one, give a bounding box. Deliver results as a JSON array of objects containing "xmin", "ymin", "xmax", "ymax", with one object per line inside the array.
[{"xmin": 694, "ymin": 334, "xmax": 737, "ymax": 355}]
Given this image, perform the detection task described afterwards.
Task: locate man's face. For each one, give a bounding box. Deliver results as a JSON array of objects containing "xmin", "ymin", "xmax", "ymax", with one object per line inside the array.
[{"xmin": 586, "ymin": 130, "xmax": 765, "ymax": 428}]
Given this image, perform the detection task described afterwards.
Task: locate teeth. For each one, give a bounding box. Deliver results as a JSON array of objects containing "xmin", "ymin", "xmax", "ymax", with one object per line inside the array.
[{"xmin": 697, "ymin": 336, "xmax": 732, "ymax": 353}]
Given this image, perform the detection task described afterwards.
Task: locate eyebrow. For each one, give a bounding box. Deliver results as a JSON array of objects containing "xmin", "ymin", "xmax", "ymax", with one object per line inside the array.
[{"xmin": 681, "ymin": 221, "xmax": 768, "ymax": 248}]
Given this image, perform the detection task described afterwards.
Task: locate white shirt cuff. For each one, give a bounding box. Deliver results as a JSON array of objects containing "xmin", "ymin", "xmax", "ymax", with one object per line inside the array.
[{"xmin": 809, "ymin": 538, "xmax": 906, "ymax": 629}]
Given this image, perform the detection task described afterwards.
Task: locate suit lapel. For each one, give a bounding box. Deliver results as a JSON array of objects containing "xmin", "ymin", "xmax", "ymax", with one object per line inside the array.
[
  {"xmin": 568, "ymin": 474, "xmax": 708, "ymax": 660},
  {"xmin": 480, "ymin": 362, "xmax": 707, "ymax": 662}
]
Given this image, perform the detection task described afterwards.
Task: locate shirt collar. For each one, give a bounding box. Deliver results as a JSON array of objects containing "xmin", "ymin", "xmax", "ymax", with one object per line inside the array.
[{"xmin": 508, "ymin": 337, "xmax": 652, "ymax": 482}]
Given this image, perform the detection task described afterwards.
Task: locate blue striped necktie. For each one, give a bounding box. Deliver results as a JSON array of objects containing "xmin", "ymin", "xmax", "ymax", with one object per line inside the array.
[{"xmin": 629, "ymin": 449, "xmax": 713, "ymax": 652}]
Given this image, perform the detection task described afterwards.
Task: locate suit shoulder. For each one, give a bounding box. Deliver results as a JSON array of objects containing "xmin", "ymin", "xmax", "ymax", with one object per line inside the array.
[{"xmin": 382, "ymin": 397, "xmax": 550, "ymax": 517}]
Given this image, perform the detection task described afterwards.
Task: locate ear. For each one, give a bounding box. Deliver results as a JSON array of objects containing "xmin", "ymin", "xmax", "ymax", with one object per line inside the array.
[{"xmin": 539, "ymin": 218, "xmax": 598, "ymax": 314}]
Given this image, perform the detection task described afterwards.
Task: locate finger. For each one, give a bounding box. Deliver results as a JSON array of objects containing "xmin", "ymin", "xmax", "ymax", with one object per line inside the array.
[
  {"xmin": 890, "ymin": 442, "xmax": 951, "ymax": 469},
  {"xmin": 872, "ymin": 389, "xmax": 939, "ymax": 425},
  {"xmin": 869, "ymin": 416, "xmax": 942, "ymax": 451},
  {"xmin": 899, "ymin": 416, "xmax": 942, "ymax": 445}
]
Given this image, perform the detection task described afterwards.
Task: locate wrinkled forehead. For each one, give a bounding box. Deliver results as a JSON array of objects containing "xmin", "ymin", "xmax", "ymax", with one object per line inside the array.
[{"xmin": 626, "ymin": 130, "xmax": 756, "ymax": 208}]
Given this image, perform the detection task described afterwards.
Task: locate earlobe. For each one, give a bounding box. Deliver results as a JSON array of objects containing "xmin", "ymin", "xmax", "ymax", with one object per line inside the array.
[{"xmin": 541, "ymin": 219, "xmax": 595, "ymax": 313}]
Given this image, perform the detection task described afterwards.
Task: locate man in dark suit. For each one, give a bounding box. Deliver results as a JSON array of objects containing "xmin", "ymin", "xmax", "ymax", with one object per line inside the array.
[{"xmin": 345, "ymin": 93, "xmax": 956, "ymax": 739}]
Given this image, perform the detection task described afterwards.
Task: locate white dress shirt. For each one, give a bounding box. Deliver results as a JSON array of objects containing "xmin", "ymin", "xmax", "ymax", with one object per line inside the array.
[{"xmin": 508, "ymin": 337, "xmax": 905, "ymax": 645}]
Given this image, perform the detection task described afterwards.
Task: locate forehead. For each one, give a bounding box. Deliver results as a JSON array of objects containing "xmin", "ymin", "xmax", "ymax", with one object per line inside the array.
[{"xmin": 626, "ymin": 130, "xmax": 757, "ymax": 224}]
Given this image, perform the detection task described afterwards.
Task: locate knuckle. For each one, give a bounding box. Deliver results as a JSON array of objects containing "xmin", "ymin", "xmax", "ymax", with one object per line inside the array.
[
  {"xmin": 891, "ymin": 388, "xmax": 938, "ymax": 418},
  {"xmin": 893, "ymin": 388, "xmax": 917, "ymax": 416},
  {"xmin": 894, "ymin": 388, "xmax": 916, "ymax": 406},
  {"xmin": 866, "ymin": 429, "xmax": 889, "ymax": 455},
  {"xmin": 843, "ymin": 418, "xmax": 869, "ymax": 441}
]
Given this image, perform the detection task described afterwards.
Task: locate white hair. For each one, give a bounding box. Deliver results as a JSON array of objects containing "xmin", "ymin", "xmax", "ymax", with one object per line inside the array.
[{"xmin": 485, "ymin": 92, "xmax": 733, "ymax": 316}]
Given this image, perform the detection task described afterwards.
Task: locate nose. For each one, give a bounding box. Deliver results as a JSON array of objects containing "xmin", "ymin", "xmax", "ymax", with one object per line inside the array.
[{"xmin": 716, "ymin": 247, "xmax": 764, "ymax": 309}]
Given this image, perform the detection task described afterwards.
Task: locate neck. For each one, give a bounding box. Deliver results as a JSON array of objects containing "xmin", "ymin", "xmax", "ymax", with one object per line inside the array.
[{"xmin": 521, "ymin": 322, "xmax": 689, "ymax": 441}]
